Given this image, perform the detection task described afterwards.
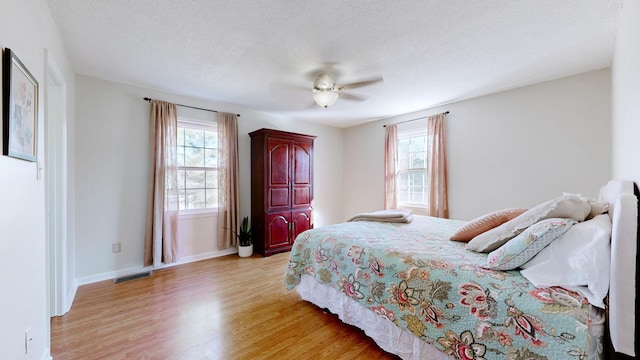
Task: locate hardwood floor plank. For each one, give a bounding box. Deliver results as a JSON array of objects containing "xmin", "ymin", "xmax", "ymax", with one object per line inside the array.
[{"xmin": 51, "ymin": 253, "xmax": 400, "ymax": 359}]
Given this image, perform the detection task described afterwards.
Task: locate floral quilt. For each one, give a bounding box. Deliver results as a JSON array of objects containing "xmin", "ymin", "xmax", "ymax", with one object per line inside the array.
[{"xmin": 284, "ymin": 215, "xmax": 603, "ymax": 360}]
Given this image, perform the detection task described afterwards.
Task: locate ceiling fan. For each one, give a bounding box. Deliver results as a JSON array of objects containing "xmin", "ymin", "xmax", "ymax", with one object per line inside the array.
[{"xmin": 311, "ymin": 72, "xmax": 383, "ymax": 108}]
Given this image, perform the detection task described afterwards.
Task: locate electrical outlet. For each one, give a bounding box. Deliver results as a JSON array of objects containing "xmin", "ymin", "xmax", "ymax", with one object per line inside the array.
[
  {"xmin": 112, "ymin": 242, "xmax": 121, "ymax": 253},
  {"xmin": 24, "ymin": 327, "xmax": 32, "ymax": 355}
]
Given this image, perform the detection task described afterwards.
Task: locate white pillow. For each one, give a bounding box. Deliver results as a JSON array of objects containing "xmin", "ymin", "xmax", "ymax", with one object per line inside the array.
[
  {"xmin": 520, "ymin": 214, "xmax": 612, "ymax": 308},
  {"xmin": 563, "ymin": 192, "xmax": 609, "ymax": 219}
]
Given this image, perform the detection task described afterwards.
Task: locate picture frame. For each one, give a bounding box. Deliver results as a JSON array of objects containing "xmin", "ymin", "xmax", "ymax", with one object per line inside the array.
[{"xmin": 2, "ymin": 48, "xmax": 38, "ymax": 162}]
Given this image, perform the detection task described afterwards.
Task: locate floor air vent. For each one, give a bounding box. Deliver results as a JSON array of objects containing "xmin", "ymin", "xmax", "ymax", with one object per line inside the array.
[{"xmin": 114, "ymin": 271, "xmax": 152, "ymax": 283}]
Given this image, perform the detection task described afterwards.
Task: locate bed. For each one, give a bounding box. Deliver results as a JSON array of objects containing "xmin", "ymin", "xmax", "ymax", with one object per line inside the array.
[{"xmin": 284, "ymin": 180, "xmax": 638, "ymax": 359}]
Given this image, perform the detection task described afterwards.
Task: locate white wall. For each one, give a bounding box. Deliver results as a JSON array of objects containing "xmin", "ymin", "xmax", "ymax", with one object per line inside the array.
[
  {"xmin": 0, "ymin": 3, "xmax": 628, "ymax": 359},
  {"xmin": 612, "ymin": 0, "xmax": 640, "ymax": 184},
  {"xmin": 0, "ymin": 0, "xmax": 75, "ymax": 359},
  {"xmin": 74, "ymin": 75, "xmax": 344, "ymax": 282},
  {"xmin": 344, "ymin": 69, "xmax": 611, "ymax": 221}
]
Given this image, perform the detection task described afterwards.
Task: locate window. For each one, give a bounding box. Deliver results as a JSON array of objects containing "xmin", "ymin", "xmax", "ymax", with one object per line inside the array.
[
  {"xmin": 397, "ymin": 129, "xmax": 427, "ymax": 207},
  {"xmin": 176, "ymin": 119, "xmax": 218, "ymax": 213}
]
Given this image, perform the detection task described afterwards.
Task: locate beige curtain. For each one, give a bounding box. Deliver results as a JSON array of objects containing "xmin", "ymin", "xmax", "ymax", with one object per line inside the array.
[
  {"xmin": 144, "ymin": 100, "xmax": 180, "ymax": 267},
  {"xmin": 216, "ymin": 112, "xmax": 240, "ymax": 249},
  {"xmin": 426, "ymin": 114, "xmax": 449, "ymax": 218},
  {"xmin": 384, "ymin": 124, "xmax": 398, "ymax": 209}
]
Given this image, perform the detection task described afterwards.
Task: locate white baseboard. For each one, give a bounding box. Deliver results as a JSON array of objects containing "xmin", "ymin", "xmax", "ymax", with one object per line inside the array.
[
  {"xmin": 75, "ymin": 265, "xmax": 151, "ymax": 286},
  {"xmin": 63, "ymin": 282, "xmax": 78, "ymax": 314},
  {"xmin": 41, "ymin": 348, "xmax": 52, "ymax": 360},
  {"xmin": 157, "ymin": 248, "xmax": 238, "ymax": 269},
  {"xmin": 75, "ymin": 248, "xmax": 238, "ymax": 286}
]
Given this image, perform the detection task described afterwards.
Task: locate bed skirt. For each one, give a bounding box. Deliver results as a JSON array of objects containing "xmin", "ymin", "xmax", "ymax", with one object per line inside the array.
[
  {"xmin": 297, "ymin": 274, "xmax": 453, "ymax": 360},
  {"xmin": 297, "ymin": 274, "xmax": 606, "ymax": 360}
]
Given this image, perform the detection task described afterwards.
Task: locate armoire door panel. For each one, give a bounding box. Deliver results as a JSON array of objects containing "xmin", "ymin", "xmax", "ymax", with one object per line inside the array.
[
  {"xmin": 293, "ymin": 143, "xmax": 312, "ymax": 185},
  {"xmin": 267, "ymin": 212, "xmax": 290, "ymax": 248},
  {"xmin": 269, "ymin": 188, "xmax": 290, "ymax": 208},
  {"xmin": 292, "ymin": 187, "xmax": 311, "ymax": 206},
  {"xmin": 268, "ymin": 140, "xmax": 290, "ymax": 186},
  {"xmin": 291, "ymin": 210, "xmax": 312, "ymax": 241}
]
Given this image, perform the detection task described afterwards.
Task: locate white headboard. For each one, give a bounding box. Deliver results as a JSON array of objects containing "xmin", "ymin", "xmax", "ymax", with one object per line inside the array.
[{"xmin": 599, "ymin": 180, "xmax": 638, "ymax": 356}]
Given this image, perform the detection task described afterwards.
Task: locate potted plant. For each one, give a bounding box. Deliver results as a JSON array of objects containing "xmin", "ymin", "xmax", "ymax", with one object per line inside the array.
[{"xmin": 235, "ymin": 216, "xmax": 253, "ymax": 257}]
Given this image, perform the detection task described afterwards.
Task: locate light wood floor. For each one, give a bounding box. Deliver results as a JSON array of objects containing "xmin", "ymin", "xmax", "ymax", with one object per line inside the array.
[{"xmin": 51, "ymin": 252, "xmax": 400, "ymax": 360}]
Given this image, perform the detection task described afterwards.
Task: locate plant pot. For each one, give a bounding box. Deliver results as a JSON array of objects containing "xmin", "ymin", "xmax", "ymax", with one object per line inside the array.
[{"xmin": 238, "ymin": 244, "xmax": 253, "ymax": 258}]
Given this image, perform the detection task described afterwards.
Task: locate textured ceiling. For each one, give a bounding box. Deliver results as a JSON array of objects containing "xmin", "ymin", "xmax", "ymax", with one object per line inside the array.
[{"xmin": 47, "ymin": 0, "xmax": 621, "ymax": 128}]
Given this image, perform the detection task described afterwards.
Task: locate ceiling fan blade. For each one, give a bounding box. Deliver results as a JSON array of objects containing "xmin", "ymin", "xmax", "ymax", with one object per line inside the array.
[
  {"xmin": 268, "ymin": 82, "xmax": 312, "ymax": 107},
  {"xmin": 339, "ymin": 76, "xmax": 384, "ymax": 90},
  {"xmin": 270, "ymin": 83, "xmax": 310, "ymax": 93},
  {"xmin": 340, "ymin": 93, "xmax": 367, "ymax": 102}
]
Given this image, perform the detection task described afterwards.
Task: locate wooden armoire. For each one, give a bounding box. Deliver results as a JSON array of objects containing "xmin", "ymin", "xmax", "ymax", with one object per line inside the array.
[{"xmin": 249, "ymin": 128, "xmax": 316, "ymax": 257}]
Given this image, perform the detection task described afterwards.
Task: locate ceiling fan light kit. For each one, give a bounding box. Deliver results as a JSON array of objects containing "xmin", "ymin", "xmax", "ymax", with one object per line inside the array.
[
  {"xmin": 310, "ymin": 71, "xmax": 383, "ymax": 108},
  {"xmin": 313, "ymin": 90, "xmax": 339, "ymax": 108}
]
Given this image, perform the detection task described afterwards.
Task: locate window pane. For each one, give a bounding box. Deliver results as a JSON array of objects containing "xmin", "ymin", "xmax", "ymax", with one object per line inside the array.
[
  {"xmin": 184, "ymin": 128, "xmax": 204, "ymax": 147},
  {"xmin": 177, "ymin": 127, "xmax": 184, "ymax": 146},
  {"xmin": 206, "ymin": 189, "xmax": 217, "ymax": 208},
  {"xmin": 177, "ymin": 169, "xmax": 185, "ymax": 189},
  {"xmin": 401, "ymin": 170, "xmax": 426, "ymax": 204},
  {"xmin": 397, "ymin": 172, "xmax": 408, "ymax": 186},
  {"xmin": 398, "ymin": 139, "xmax": 409, "ymax": 169},
  {"xmin": 398, "ymin": 138, "xmax": 410, "ymax": 152},
  {"xmin": 411, "ymin": 152, "xmax": 425, "ymax": 169},
  {"xmin": 205, "ymin": 170, "xmax": 217, "ymax": 188},
  {"xmin": 185, "ymin": 189, "xmax": 206, "ymax": 209},
  {"xmin": 412, "ymin": 137, "xmax": 425, "ymax": 152},
  {"xmin": 397, "ymin": 172, "xmax": 408, "ymax": 203},
  {"xmin": 185, "ymin": 146, "xmax": 204, "ymax": 167},
  {"xmin": 409, "ymin": 186, "xmax": 425, "ymax": 203},
  {"xmin": 186, "ymin": 170, "xmax": 205, "ymax": 188},
  {"xmin": 205, "ymin": 149, "xmax": 217, "ymax": 167},
  {"xmin": 409, "ymin": 171, "xmax": 425, "ymax": 186},
  {"xmin": 178, "ymin": 189, "xmax": 186, "ymax": 210},
  {"xmin": 177, "ymin": 145, "xmax": 185, "ymax": 167},
  {"xmin": 398, "ymin": 154, "xmax": 409, "ymax": 169},
  {"xmin": 205, "ymin": 130, "xmax": 217, "ymax": 149}
]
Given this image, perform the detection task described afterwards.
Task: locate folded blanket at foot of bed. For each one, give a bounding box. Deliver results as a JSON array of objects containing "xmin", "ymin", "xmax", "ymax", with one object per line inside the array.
[{"xmin": 347, "ymin": 209, "xmax": 413, "ymax": 223}]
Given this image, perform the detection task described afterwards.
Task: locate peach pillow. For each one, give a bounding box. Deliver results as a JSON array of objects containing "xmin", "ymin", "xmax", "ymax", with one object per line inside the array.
[{"xmin": 450, "ymin": 208, "xmax": 528, "ymax": 242}]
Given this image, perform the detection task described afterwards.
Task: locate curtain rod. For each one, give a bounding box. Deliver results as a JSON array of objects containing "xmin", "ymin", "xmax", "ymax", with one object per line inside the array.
[
  {"xmin": 143, "ymin": 97, "xmax": 240, "ymax": 117},
  {"xmin": 382, "ymin": 111, "xmax": 449, "ymax": 127}
]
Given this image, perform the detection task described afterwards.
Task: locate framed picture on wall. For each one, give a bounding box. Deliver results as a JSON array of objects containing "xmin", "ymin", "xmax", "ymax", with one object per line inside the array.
[{"xmin": 2, "ymin": 48, "xmax": 38, "ymax": 162}]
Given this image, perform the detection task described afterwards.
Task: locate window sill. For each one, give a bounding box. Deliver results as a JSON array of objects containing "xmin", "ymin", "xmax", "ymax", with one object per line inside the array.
[
  {"xmin": 179, "ymin": 209, "xmax": 218, "ymax": 219},
  {"xmin": 398, "ymin": 205, "xmax": 428, "ymax": 216}
]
